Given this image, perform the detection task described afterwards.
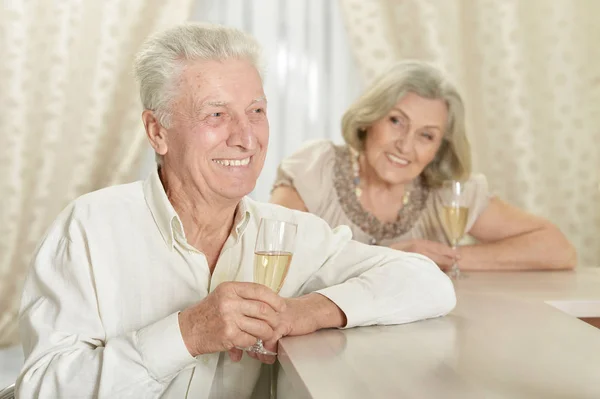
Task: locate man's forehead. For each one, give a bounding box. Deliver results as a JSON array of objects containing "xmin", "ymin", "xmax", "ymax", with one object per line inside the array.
[
  {"xmin": 193, "ymin": 95, "xmax": 267, "ymax": 110},
  {"xmin": 180, "ymin": 58, "xmax": 260, "ymax": 81}
]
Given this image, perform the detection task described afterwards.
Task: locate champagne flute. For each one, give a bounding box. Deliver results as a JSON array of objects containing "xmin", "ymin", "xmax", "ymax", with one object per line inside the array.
[
  {"xmin": 439, "ymin": 180, "xmax": 472, "ymax": 279},
  {"xmin": 246, "ymin": 218, "xmax": 297, "ymax": 356}
]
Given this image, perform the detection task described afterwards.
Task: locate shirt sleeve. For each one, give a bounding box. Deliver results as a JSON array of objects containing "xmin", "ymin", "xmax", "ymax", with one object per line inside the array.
[
  {"xmin": 293, "ymin": 214, "xmax": 456, "ymax": 329},
  {"xmin": 16, "ymin": 212, "xmax": 195, "ymax": 398},
  {"xmin": 272, "ymin": 139, "xmax": 336, "ymax": 215}
]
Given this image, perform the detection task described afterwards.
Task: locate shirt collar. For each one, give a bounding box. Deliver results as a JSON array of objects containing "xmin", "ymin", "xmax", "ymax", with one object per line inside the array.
[{"xmin": 143, "ymin": 168, "xmax": 251, "ymax": 250}]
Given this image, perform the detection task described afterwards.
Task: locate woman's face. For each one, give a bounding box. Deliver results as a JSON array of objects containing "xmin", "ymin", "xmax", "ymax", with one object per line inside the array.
[{"xmin": 362, "ymin": 92, "xmax": 448, "ymax": 186}]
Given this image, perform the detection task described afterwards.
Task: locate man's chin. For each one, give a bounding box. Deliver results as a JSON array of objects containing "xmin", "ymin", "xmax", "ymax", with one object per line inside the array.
[{"xmin": 217, "ymin": 184, "xmax": 256, "ymax": 201}]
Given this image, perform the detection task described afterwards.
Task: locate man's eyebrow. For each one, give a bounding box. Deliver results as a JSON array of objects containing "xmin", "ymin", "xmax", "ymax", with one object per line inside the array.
[
  {"xmin": 250, "ymin": 96, "xmax": 267, "ymax": 104},
  {"xmin": 204, "ymin": 100, "xmax": 228, "ymax": 107},
  {"xmin": 191, "ymin": 99, "xmax": 228, "ymax": 114},
  {"xmin": 197, "ymin": 97, "xmax": 266, "ymax": 108}
]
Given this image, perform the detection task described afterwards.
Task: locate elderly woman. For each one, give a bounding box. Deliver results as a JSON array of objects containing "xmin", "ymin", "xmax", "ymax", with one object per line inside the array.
[
  {"xmin": 271, "ymin": 61, "xmax": 576, "ymax": 271},
  {"xmin": 17, "ymin": 26, "xmax": 455, "ymax": 398}
]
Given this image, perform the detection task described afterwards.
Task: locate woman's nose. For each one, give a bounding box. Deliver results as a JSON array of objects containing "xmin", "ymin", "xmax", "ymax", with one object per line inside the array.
[{"xmin": 395, "ymin": 133, "xmax": 414, "ymax": 153}]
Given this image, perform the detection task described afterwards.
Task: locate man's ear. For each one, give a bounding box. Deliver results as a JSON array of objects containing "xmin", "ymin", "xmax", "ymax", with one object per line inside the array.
[{"xmin": 142, "ymin": 110, "xmax": 168, "ymax": 156}]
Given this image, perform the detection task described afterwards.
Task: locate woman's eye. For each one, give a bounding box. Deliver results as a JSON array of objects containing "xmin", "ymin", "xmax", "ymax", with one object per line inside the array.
[
  {"xmin": 391, "ymin": 116, "xmax": 407, "ymax": 127},
  {"xmin": 421, "ymin": 131, "xmax": 434, "ymax": 140}
]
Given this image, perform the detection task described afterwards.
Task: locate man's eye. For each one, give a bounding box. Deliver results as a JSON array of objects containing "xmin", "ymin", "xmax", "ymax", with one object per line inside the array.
[{"xmin": 211, "ymin": 112, "xmax": 223, "ymax": 117}]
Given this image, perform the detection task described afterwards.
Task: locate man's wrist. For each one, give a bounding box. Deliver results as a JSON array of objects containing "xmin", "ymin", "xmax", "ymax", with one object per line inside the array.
[
  {"xmin": 178, "ymin": 310, "xmax": 199, "ymax": 357},
  {"xmin": 306, "ymin": 293, "xmax": 347, "ymax": 330}
]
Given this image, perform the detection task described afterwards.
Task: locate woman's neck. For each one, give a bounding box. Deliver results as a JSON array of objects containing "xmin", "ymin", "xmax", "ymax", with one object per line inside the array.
[{"xmin": 358, "ymin": 153, "xmax": 407, "ymax": 199}]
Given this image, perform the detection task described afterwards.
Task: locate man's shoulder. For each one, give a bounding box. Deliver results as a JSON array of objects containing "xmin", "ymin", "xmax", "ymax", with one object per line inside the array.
[
  {"xmin": 244, "ymin": 197, "xmax": 333, "ymax": 230},
  {"xmin": 75, "ymin": 180, "xmax": 144, "ymax": 207},
  {"xmin": 36, "ymin": 181, "xmax": 146, "ymax": 249},
  {"xmin": 63, "ymin": 180, "xmax": 145, "ymax": 222},
  {"xmin": 243, "ymin": 197, "xmax": 354, "ymax": 255}
]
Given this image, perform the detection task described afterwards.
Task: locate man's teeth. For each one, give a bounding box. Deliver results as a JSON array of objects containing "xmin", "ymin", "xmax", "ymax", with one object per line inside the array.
[
  {"xmin": 388, "ymin": 154, "xmax": 409, "ymax": 165},
  {"xmin": 213, "ymin": 158, "xmax": 251, "ymax": 166}
]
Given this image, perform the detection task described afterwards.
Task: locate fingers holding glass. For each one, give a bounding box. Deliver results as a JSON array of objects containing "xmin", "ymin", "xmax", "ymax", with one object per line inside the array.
[{"xmin": 245, "ymin": 218, "xmax": 297, "ymax": 355}]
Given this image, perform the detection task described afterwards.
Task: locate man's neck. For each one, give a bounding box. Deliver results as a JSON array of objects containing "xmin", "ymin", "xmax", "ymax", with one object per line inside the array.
[{"xmin": 159, "ymin": 167, "xmax": 238, "ymax": 257}]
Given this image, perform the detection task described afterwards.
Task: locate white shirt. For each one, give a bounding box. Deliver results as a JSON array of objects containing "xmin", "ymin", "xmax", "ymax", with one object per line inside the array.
[{"xmin": 16, "ymin": 169, "xmax": 456, "ymax": 398}]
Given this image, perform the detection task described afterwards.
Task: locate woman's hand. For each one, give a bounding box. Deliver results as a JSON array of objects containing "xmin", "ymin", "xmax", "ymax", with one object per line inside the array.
[{"xmin": 391, "ymin": 239, "xmax": 459, "ymax": 270}]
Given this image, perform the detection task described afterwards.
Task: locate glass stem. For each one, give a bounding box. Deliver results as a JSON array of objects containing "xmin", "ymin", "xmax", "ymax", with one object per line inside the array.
[{"xmin": 450, "ymin": 242, "xmax": 459, "ymax": 277}]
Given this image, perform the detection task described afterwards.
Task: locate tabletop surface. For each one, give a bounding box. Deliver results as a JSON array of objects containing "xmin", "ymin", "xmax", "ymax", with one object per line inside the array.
[{"xmin": 278, "ymin": 268, "xmax": 600, "ymax": 399}]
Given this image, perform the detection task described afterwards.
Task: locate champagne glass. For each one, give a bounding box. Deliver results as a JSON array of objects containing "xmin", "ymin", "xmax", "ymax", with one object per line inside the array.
[
  {"xmin": 439, "ymin": 180, "xmax": 473, "ymax": 279},
  {"xmin": 246, "ymin": 218, "xmax": 297, "ymax": 356}
]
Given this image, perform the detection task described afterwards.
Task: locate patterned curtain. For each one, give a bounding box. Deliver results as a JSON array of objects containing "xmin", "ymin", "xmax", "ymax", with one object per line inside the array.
[
  {"xmin": 0, "ymin": 0, "xmax": 194, "ymax": 347},
  {"xmin": 339, "ymin": 0, "xmax": 600, "ymax": 267}
]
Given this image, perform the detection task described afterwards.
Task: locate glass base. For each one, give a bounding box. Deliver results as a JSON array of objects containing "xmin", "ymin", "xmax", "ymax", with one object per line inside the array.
[
  {"xmin": 245, "ymin": 339, "xmax": 277, "ymax": 356},
  {"xmin": 447, "ymin": 263, "xmax": 465, "ymax": 279}
]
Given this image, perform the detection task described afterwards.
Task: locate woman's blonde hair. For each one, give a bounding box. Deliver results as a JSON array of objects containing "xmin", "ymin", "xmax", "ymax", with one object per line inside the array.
[{"xmin": 341, "ymin": 61, "xmax": 471, "ymax": 188}]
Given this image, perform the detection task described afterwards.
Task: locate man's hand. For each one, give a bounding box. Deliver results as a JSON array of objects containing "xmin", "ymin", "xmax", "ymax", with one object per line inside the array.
[
  {"xmin": 178, "ymin": 282, "xmax": 286, "ymax": 357},
  {"xmin": 234, "ymin": 293, "xmax": 347, "ymax": 364},
  {"xmin": 391, "ymin": 239, "xmax": 459, "ymax": 270}
]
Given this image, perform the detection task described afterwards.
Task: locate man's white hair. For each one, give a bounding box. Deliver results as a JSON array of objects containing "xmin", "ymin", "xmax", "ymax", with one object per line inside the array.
[{"xmin": 133, "ymin": 23, "xmax": 264, "ymax": 129}]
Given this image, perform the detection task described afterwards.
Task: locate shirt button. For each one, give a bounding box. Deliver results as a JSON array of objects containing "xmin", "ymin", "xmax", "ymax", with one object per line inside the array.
[{"xmin": 370, "ymin": 238, "xmax": 377, "ymax": 245}]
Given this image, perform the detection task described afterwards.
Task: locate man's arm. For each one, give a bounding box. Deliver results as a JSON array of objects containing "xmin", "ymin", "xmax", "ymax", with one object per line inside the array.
[
  {"xmin": 18, "ymin": 217, "xmax": 287, "ymax": 397},
  {"xmin": 17, "ymin": 233, "xmax": 196, "ymax": 398},
  {"xmin": 291, "ymin": 219, "xmax": 456, "ymax": 330},
  {"xmin": 306, "ymin": 228, "xmax": 456, "ymax": 328},
  {"xmin": 253, "ymin": 221, "xmax": 455, "ymax": 362}
]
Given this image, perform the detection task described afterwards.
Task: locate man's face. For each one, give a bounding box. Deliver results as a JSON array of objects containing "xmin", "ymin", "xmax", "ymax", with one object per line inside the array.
[{"xmin": 157, "ymin": 58, "xmax": 269, "ymax": 201}]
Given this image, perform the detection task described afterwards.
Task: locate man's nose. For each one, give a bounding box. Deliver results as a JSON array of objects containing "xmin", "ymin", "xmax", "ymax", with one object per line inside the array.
[{"xmin": 227, "ymin": 116, "xmax": 256, "ymax": 150}]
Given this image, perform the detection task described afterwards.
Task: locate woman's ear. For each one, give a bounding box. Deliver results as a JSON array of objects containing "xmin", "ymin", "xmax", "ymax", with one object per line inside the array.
[{"xmin": 357, "ymin": 127, "xmax": 368, "ymax": 141}]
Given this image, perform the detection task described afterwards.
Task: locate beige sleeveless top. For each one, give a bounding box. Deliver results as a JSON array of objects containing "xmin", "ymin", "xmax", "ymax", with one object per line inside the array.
[{"xmin": 273, "ymin": 139, "xmax": 491, "ymax": 246}]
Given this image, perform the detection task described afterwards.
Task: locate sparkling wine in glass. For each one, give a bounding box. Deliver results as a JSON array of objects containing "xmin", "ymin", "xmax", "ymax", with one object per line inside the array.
[
  {"xmin": 246, "ymin": 218, "xmax": 296, "ymax": 356},
  {"xmin": 439, "ymin": 180, "xmax": 472, "ymax": 279}
]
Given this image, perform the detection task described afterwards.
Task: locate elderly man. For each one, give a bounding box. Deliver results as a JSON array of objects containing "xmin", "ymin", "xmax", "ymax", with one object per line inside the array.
[{"xmin": 16, "ymin": 23, "xmax": 455, "ymax": 398}]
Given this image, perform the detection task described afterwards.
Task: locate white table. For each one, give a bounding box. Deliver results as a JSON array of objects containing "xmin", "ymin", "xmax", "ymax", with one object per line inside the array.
[{"xmin": 277, "ymin": 268, "xmax": 600, "ymax": 399}]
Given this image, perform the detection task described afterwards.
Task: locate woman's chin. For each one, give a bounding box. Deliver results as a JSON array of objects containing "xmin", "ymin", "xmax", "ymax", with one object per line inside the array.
[{"xmin": 379, "ymin": 172, "xmax": 417, "ymax": 186}]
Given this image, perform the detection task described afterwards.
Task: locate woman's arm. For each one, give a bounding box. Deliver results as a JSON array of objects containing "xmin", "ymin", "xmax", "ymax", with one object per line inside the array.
[
  {"xmin": 460, "ymin": 197, "xmax": 577, "ymax": 270},
  {"xmin": 270, "ymin": 186, "xmax": 309, "ymax": 212}
]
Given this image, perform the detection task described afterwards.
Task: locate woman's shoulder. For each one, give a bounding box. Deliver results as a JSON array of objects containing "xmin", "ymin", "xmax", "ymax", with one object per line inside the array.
[
  {"xmin": 276, "ymin": 139, "xmax": 346, "ymax": 183},
  {"xmin": 274, "ymin": 139, "xmax": 350, "ymax": 215},
  {"xmin": 285, "ymin": 139, "xmax": 337, "ymax": 164},
  {"xmin": 468, "ymin": 173, "xmax": 488, "ymax": 187}
]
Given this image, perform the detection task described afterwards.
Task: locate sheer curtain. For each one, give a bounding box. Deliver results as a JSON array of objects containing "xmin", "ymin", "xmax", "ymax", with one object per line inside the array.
[
  {"xmin": 340, "ymin": 0, "xmax": 600, "ymax": 267},
  {"xmin": 0, "ymin": 0, "xmax": 194, "ymax": 347},
  {"xmin": 188, "ymin": 0, "xmax": 362, "ymax": 201}
]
